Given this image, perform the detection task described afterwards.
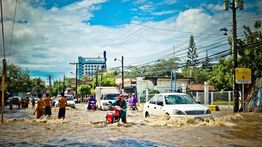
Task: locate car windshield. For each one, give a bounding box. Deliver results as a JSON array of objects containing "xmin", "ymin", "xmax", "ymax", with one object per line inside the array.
[
  {"xmin": 65, "ymin": 96, "xmax": 74, "ymax": 100},
  {"xmin": 103, "ymin": 94, "xmax": 119, "ymax": 100},
  {"xmin": 165, "ymin": 95, "xmax": 196, "ymax": 104}
]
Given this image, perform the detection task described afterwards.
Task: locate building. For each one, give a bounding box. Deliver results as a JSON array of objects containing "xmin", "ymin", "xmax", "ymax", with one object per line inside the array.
[{"xmin": 78, "ymin": 51, "xmax": 107, "ymax": 80}]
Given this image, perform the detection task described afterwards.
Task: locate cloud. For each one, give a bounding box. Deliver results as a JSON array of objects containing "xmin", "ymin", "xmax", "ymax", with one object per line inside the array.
[
  {"xmin": 175, "ymin": 9, "xmax": 213, "ymax": 34},
  {"xmin": 1, "ymin": 0, "xmax": 260, "ymax": 82},
  {"xmin": 206, "ymin": 4, "xmax": 224, "ymax": 11},
  {"xmin": 152, "ymin": 10, "xmax": 177, "ymax": 16}
]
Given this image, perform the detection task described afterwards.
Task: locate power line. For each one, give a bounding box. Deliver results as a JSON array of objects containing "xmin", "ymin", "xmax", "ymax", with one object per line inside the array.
[
  {"xmin": 9, "ymin": 0, "xmax": 18, "ymax": 58},
  {"xmin": 130, "ymin": 22, "xmax": 223, "ymax": 36}
]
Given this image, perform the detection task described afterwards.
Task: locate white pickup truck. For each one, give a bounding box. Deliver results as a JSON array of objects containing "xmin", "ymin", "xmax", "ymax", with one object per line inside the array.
[{"xmin": 95, "ymin": 87, "xmax": 120, "ymax": 110}]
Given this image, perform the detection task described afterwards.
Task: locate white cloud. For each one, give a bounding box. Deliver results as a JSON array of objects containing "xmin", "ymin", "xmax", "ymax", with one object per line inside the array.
[
  {"xmin": 175, "ymin": 9, "xmax": 213, "ymax": 34},
  {"xmin": 207, "ymin": 4, "xmax": 224, "ymax": 11},
  {"xmin": 152, "ymin": 10, "xmax": 177, "ymax": 16},
  {"xmin": 1, "ymin": 0, "xmax": 260, "ymax": 81}
]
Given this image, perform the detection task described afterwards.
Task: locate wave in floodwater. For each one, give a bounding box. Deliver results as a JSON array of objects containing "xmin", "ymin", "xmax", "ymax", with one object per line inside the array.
[
  {"xmin": 3, "ymin": 112, "xmax": 243, "ymax": 128},
  {"xmin": 1, "ymin": 106, "xmax": 262, "ymax": 146}
]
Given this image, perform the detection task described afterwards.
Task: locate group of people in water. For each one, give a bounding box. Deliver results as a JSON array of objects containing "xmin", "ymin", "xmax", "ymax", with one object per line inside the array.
[
  {"xmin": 33, "ymin": 93, "xmax": 67, "ymax": 119},
  {"xmin": 31, "ymin": 92, "xmax": 138, "ymax": 124}
]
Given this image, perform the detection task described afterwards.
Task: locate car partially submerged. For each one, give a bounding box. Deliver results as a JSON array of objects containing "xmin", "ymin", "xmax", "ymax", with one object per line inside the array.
[{"xmin": 143, "ymin": 93, "xmax": 212, "ymax": 118}]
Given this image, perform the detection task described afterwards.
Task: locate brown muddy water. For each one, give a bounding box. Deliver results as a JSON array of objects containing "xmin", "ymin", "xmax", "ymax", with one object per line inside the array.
[{"xmin": 0, "ymin": 104, "xmax": 262, "ymax": 146}]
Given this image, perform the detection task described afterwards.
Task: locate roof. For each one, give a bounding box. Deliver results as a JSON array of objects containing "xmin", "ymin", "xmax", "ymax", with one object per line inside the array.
[{"xmin": 187, "ymin": 84, "xmax": 215, "ymax": 91}]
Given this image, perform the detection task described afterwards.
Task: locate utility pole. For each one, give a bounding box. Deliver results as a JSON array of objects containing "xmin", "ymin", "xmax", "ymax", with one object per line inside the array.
[
  {"xmin": 1, "ymin": 59, "xmax": 6, "ymax": 124},
  {"xmin": 63, "ymin": 75, "xmax": 66, "ymax": 92},
  {"xmin": 121, "ymin": 56, "xmax": 124, "ymax": 92},
  {"xmin": 114, "ymin": 56, "xmax": 124, "ymax": 93},
  {"xmin": 95, "ymin": 67, "xmax": 98, "ymax": 87},
  {"xmin": 224, "ymin": 0, "xmax": 244, "ymax": 112},
  {"xmin": 173, "ymin": 46, "xmax": 175, "ymax": 58},
  {"xmin": 70, "ymin": 62, "xmax": 79, "ymax": 97},
  {"xmin": 48, "ymin": 75, "xmax": 52, "ymax": 87},
  {"xmin": 1, "ymin": 0, "xmax": 6, "ymax": 124}
]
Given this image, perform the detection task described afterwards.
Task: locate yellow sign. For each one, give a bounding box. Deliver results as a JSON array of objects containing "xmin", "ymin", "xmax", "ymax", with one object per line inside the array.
[{"xmin": 235, "ymin": 68, "xmax": 251, "ymax": 84}]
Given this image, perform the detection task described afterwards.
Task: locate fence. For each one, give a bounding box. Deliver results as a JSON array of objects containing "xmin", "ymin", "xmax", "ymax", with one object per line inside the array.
[{"xmin": 196, "ymin": 91, "xmax": 233, "ymax": 110}]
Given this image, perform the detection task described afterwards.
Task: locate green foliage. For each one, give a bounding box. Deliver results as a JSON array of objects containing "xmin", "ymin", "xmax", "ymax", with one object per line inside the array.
[
  {"xmin": 182, "ymin": 67, "xmax": 210, "ymax": 84},
  {"xmin": 77, "ymin": 84, "xmax": 91, "ymax": 97},
  {"xmin": 208, "ymin": 58, "xmax": 233, "ymax": 91},
  {"xmin": 237, "ymin": 21, "xmax": 262, "ymax": 80},
  {"xmin": 4, "ymin": 64, "xmax": 45, "ymax": 95},
  {"xmin": 208, "ymin": 21, "xmax": 261, "ymax": 91},
  {"xmin": 65, "ymin": 77, "xmax": 73, "ymax": 88},
  {"xmin": 126, "ymin": 57, "xmax": 179, "ymax": 77},
  {"xmin": 51, "ymin": 80, "xmax": 64, "ymax": 96},
  {"xmin": 186, "ymin": 35, "xmax": 198, "ymax": 67},
  {"xmin": 91, "ymin": 72, "xmax": 117, "ymax": 87},
  {"xmin": 5, "ymin": 64, "xmax": 30, "ymax": 93}
]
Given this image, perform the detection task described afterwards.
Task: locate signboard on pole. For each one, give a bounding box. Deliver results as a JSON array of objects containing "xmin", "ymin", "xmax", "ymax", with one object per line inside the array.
[{"xmin": 235, "ymin": 68, "xmax": 251, "ymax": 84}]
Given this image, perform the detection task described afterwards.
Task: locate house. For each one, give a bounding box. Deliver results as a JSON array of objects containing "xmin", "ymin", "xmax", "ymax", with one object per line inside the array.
[{"xmin": 187, "ymin": 84, "xmax": 215, "ymax": 96}]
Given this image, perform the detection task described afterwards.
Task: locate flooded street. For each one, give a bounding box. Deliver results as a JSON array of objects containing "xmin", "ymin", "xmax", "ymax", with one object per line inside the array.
[{"xmin": 1, "ymin": 104, "xmax": 262, "ymax": 146}]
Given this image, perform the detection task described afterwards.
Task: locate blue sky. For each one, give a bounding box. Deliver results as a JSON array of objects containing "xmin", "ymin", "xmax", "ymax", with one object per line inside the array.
[{"xmin": 2, "ymin": 0, "xmax": 262, "ymax": 84}]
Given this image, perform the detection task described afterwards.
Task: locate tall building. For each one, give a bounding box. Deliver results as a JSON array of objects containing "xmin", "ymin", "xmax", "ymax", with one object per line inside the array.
[{"xmin": 78, "ymin": 51, "xmax": 107, "ymax": 80}]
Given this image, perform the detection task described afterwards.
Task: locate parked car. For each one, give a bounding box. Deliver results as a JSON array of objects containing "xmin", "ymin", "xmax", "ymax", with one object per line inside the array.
[
  {"xmin": 97, "ymin": 93, "xmax": 120, "ymax": 110},
  {"xmin": 54, "ymin": 95, "xmax": 76, "ymax": 109},
  {"xmin": 143, "ymin": 93, "xmax": 212, "ymax": 118},
  {"xmin": 7, "ymin": 96, "xmax": 22, "ymax": 105}
]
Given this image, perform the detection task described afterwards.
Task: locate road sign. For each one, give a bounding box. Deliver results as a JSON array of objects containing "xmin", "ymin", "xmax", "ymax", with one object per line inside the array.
[{"xmin": 235, "ymin": 68, "xmax": 251, "ymax": 84}]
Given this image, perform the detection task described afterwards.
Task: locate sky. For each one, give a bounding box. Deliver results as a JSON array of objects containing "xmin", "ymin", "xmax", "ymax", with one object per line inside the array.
[{"xmin": 1, "ymin": 0, "xmax": 262, "ymax": 84}]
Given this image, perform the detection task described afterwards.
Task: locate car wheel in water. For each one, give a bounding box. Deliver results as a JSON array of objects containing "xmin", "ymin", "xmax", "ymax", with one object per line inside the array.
[
  {"xmin": 145, "ymin": 111, "xmax": 150, "ymax": 118},
  {"xmin": 164, "ymin": 113, "xmax": 170, "ymax": 120}
]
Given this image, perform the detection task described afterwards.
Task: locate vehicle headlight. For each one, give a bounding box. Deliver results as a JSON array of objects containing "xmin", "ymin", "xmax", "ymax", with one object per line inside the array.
[
  {"xmin": 173, "ymin": 109, "xmax": 186, "ymax": 115},
  {"xmin": 205, "ymin": 109, "xmax": 211, "ymax": 114}
]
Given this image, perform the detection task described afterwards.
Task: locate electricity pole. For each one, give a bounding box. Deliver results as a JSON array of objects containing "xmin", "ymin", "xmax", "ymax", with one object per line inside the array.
[
  {"xmin": 70, "ymin": 62, "xmax": 79, "ymax": 97},
  {"xmin": 1, "ymin": 0, "xmax": 6, "ymax": 124},
  {"xmin": 114, "ymin": 56, "xmax": 124, "ymax": 93},
  {"xmin": 224, "ymin": 0, "xmax": 244, "ymax": 112},
  {"xmin": 63, "ymin": 75, "xmax": 66, "ymax": 92},
  {"xmin": 48, "ymin": 75, "xmax": 52, "ymax": 87},
  {"xmin": 121, "ymin": 56, "xmax": 124, "ymax": 92}
]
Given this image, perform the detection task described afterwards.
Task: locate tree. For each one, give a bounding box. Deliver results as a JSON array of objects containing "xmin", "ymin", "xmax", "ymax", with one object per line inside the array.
[
  {"xmin": 125, "ymin": 57, "xmax": 179, "ymax": 77},
  {"xmin": 208, "ymin": 58, "xmax": 233, "ymax": 91},
  {"xmin": 207, "ymin": 21, "xmax": 262, "ymax": 91},
  {"xmin": 91, "ymin": 72, "xmax": 117, "ymax": 87},
  {"xmin": 237, "ymin": 21, "xmax": 262, "ymax": 80},
  {"xmin": 182, "ymin": 68, "xmax": 210, "ymax": 84},
  {"xmin": 186, "ymin": 35, "xmax": 198, "ymax": 67},
  {"xmin": 5, "ymin": 64, "xmax": 33, "ymax": 95},
  {"xmin": 77, "ymin": 84, "xmax": 91, "ymax": 101},
  {"xmin": 51, "ymin": 80, "xmax": 64, "ymax": 96}
]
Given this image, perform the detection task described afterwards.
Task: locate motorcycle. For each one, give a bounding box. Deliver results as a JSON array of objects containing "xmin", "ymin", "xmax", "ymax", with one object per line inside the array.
[
  {"xmin": 87, "ymin": 100, "xmax": 97, "ymax": 110},
  {"xmin": 105, "ymin": 105, "xmax": 122, "ymax": 124}
]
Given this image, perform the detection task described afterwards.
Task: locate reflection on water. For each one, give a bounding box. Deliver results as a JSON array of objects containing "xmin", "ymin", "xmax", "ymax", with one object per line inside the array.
[{"xmin": 0, "ymin": 104, "xmax": 262, "ymax": 146}]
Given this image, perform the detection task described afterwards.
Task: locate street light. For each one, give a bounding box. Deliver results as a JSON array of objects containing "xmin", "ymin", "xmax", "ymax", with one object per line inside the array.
[{"xmin": 114, "ymin": 56, "xmax": 124, "ymax": 93}]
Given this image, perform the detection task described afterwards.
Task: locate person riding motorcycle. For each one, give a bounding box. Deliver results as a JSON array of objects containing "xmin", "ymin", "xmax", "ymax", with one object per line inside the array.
[
  {"xmin": 111, "ymin": 94, "xmax": 127, "ymax": 123},
  {"xmin": 87, "ymin": 95, "xmax": 97, "ymax": 110}
]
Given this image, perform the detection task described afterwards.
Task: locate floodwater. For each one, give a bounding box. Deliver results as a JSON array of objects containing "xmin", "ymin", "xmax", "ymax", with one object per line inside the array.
[{"xmin": 0, "ymin": 104, "xmax": 262, "ymax": 146}]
